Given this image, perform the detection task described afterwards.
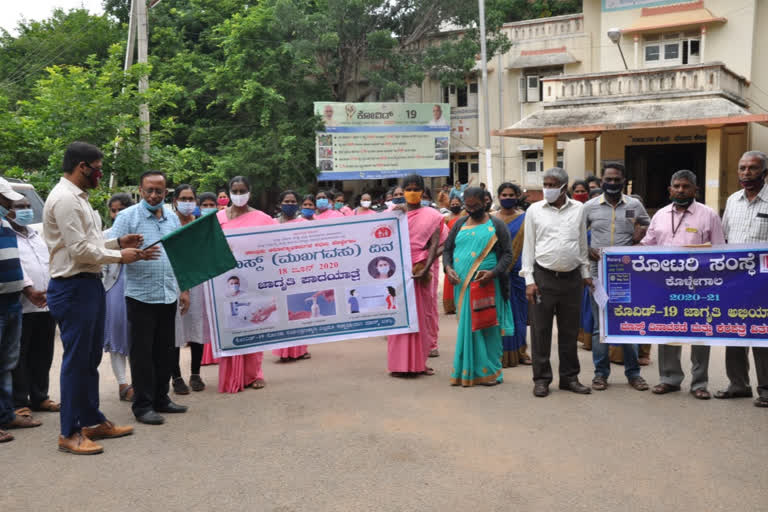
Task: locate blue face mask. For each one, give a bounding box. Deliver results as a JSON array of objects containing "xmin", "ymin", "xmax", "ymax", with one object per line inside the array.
[
  {"xmin": 0, "ymin": 205, "xmax": 9, "ymax": 219},
  {"xmin": 316, "ymin": 198, "xmax": 329, "ymax": 210},
  {"xmin": 420, "ymin": 200, "xmax": 431, "ymax": 207},
  {"xmin": 281, "ymin": 204, "xmax": 299, "ymax": 218},
  {"xmin": 334, "ymin": 201, "xmax": 344, "ymax": 210},
  {"xmin": 301, "ymin": 208, "xmax": 315, "ymax": 218},
  {"xmin": 176, "ymin": 201, "xmax": 197, "ymax": 216},
  {"xmin": 141, "ymin": 199, "xmax": 162, "ymax": 212},
  {"xmin": 13, "ymin": 208, "xmax": 34, "ymax": 226},
  {"xmin": 201, "ymin": 207, "xmax": 218, "ymax": 216},
  {"xmin": 391, "ymin": 197, "xmax": 405, "ymax": 205}
]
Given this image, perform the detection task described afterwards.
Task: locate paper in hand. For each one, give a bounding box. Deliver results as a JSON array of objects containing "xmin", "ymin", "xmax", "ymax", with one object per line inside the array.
[{"xmin": 591, "ymin": 279, "xmax": 609, "ymax": 309}]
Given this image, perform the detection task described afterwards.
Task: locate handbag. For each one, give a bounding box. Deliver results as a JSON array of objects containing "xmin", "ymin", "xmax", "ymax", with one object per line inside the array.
[{"xmin": 470, "ymin": 279, "xmax": 498, "ymax": 331}]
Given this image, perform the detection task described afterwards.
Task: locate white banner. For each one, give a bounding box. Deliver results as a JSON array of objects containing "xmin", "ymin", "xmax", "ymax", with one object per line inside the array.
[{"xmin": 205, "ymin": 213, "xmax": 419, "ymax": 357}]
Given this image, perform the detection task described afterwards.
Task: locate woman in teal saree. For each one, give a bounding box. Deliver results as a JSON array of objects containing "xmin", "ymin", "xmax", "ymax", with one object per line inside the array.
[{"xmin": 443, "ymin": 187, "xmax": 515, "ymax": 387}]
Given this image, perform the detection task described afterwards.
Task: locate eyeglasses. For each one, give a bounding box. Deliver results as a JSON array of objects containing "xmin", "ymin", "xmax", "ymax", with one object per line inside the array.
[{"xmin": 85, "ymin": 163, "xmax": 103, "ymax": 172}]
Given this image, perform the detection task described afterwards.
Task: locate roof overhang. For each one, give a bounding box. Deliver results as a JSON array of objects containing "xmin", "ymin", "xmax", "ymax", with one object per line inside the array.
[
  {"xmin": 622, "ymin": 1, "xmax": 726, "ymax": 35},
  {"xmin": 508, "ymin": 47, "xmax": 580, "ymax": 69},
  {"xmin": 493, "ymin": 98, "xmax": 768, "ymax": 140}
]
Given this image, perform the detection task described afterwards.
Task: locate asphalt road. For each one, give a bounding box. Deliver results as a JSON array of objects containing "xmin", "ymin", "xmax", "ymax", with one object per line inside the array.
[{"xmin": 3, "ymin": 313, "xmax": 767, "ymax": 512}]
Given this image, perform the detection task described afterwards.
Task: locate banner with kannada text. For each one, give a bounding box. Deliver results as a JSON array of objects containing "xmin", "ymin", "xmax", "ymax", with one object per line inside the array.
[
  {"xmin": 205, "ymin": 213, "xmax": 419, "ymax": 357},
  {"xmin": 314, "ymin": 102, "xmax": 450, "ymax": 180},
  {"xmin": 598, "ymin": 245, "xmax": 768, "ymax": 347}
]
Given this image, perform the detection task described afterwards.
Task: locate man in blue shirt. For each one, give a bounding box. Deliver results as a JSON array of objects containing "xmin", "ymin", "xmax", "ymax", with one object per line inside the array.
[{"xmin": 111, "ymin": 170, "xmax": 190, "ymax": 425}]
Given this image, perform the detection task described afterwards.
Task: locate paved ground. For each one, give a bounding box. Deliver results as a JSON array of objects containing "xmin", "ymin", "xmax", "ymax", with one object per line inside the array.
[{"xmin": 3, "ymin": 313, "xmax": 767, "ymax": 512}]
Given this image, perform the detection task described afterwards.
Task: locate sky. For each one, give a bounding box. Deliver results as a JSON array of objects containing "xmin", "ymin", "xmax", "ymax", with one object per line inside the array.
[{"xmin": 0, "ymin": 0, "xmax": 104, "ymax": 35}]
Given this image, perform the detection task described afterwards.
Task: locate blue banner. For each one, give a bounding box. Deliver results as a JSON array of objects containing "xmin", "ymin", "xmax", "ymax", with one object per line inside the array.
[{"xmin": 599, "ymin": 245, "xmax": 768, "ymax": 347}]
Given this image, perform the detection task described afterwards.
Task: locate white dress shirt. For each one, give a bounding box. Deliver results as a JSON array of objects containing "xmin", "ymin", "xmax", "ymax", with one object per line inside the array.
[
  {"xmin": 520, "ymin": 198, "xmax": 590, "ymax": 286},
  {"xmin": 43, "ymin": 177, "xmax": 122, "ymax": 278},
  {"xmin": 721, "ymin": 185, "xmax": 768, "ymax": 243},
  {"xmin": 14, "ymin": 226, "xmax": 50, "ymax": 313}
]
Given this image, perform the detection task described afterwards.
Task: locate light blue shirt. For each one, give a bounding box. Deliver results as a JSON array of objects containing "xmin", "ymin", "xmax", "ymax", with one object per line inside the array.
[{"xmin": 110, "ymin": 203, "xmax": 181, "ymax": 304}]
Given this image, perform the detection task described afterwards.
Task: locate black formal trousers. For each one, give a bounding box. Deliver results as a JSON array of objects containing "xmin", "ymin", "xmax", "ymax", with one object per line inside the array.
[
  {"xmin": 126, "ymin": 298, "xmax": 177, "ymax": 417},
  {"xmin": 529, "ymin": 265, "xmax": 583, "ymax": 386},
  {"xmin": 12, "ymin": 312, "xmax": 56, "ymax": 409},
  {"xmin": 724, "ymin": 346, "xmax": 768, "ymax": 398}
]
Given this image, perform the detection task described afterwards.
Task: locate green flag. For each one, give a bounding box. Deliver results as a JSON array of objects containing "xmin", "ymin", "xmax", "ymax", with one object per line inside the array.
[{"xmin": 160, "ymin": 211, "xmax": 237, "ymax": 291}]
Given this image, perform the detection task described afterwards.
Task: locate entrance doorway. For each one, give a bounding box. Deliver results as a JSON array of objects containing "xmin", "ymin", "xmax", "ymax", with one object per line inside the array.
[{"xmin": 625, "ymin": 143, "xmax": 706, "ymax": 211}]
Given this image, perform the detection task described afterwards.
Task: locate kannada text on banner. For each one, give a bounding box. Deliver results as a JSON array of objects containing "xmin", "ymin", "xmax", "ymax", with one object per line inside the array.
[
  {"xmin": 204, "ymin": 213, "xmax": 419, "ymax": 357},
  {"xmin": 598, "ymin": 244, "xmax": 768, "ymax": 347},
  {"xmin": 314, "ymin": 102, "xmax": 450, "ymax": 180}
]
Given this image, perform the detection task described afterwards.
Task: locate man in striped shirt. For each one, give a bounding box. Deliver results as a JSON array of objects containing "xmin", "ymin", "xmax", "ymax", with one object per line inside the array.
[
  {"xmin": 716, "ymin": 151, "xmax": 768, "ymax": 408},
  {"xmin": 0, "ymin": 177, "xmax": 46, "ymax": 443}
]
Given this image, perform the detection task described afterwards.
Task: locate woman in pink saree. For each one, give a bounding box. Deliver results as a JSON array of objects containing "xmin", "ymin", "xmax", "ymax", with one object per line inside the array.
[
  {"xmin": 216, "ymin": 176, "xmax": 276, "ymax": 392},
  {"xmin": 387, "ymin": 176, "xmax": 447, "ymax": 376}
]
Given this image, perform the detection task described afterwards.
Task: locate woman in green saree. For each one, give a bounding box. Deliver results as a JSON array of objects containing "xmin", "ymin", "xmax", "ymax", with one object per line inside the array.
[{"xmin": 443, "ymin": 187, "xmax": 515, "ymax": 387}]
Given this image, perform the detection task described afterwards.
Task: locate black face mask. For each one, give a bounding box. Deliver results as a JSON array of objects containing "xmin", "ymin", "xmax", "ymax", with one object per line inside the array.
[
  {"xmin": 467, "ymin": 208, "xmax": 485, "ymax": 220},
  {"xmin": 449, "ymin": 205, "xmax": 462, "ymax": 214},
  {"xmin": 484, "ymin": 203, "xmax": 492, "ymax": 212},
  {"xmin": 672, "ymin": 196, "xmax": 694, "ymax": 207},
  {"xmin": 602, "ymin": 182, "xmax": 623, "ymax": 195}
]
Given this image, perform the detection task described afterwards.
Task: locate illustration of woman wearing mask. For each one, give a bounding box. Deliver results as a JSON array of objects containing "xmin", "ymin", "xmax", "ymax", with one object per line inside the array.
[
  {"xmin": 369, "ymin": 256, "xmax": 396, "ymax": 280},
  {"xmin": 226, "ymin": 275, "xmax": 243, "ymax": 297}
]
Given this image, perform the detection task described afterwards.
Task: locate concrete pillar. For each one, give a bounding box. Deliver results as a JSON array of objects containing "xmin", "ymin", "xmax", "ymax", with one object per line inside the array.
[
  {"xmin": 701, "ymin": 26, "xmax": 707, "ymax": 62},
  {"xmin": 633, "ymin": 35, "xmax": 639, "ymax": 68},
  {"xmin": 584, "ymin": 134, "xmax": 599, "ymax": 176},
  {"xmin": 543, "ymin": 135, "xmax": 558, "ymax": 170},
  {"xmin": 705, "ymin": 126, "xmax": 723, "ymax": 212}
]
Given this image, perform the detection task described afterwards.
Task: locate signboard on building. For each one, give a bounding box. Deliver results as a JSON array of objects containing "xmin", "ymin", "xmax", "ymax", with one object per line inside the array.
[
  {"xmin": 602, "ymin": 0, "xmax": 696, "ymax": 11},
  {"xmin": 314, "ymin": 102, "xmax": 450, "ymax": 181}
]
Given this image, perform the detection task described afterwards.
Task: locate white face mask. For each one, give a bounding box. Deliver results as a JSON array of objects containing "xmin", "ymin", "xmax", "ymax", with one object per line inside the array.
[
  {"xmin": 360, "ymin": 201, "xmax": 372, "ymax": 208},
  {"xmin": 543, "ymin": 184, "xmax": 564, "ymax": 204},
  {"xmin": 385, "ymin": 201, "xmax": 393, "ymax": 209},
  {"xmin": 377, "ymin": 264, "xmax": 390, "ymax": 275},
  {"xmin": 230, "ymin": 192, "xmax": 250, "ymax": 207}
]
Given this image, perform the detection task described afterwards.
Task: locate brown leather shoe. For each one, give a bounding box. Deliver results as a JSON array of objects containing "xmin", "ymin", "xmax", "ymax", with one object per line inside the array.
[
  {"xmin": 82, "ymin": 421, "xmax": 134, "ymax": 440},
  {"xmin": 58, "ymin": 432, "xmax": 103, "ymax": 455},
  {"xmin": 2, "ymin": 413, "xmax": 42, "ymax": 429}
]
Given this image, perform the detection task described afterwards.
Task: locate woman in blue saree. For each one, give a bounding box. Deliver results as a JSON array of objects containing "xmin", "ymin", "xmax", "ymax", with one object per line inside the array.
[
  {"xmin": 493, "ymin": 183, "xmax": 533, "ymax": 367},
  {"xmin": 443, "ymin": 187, "xmax": 515, "ymax": 387}
]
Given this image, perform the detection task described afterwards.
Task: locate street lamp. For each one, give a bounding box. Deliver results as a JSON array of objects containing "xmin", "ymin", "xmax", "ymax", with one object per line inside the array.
[{"xmin": 607, "ymin": 28, "xmax": 628, "ymax": 70}]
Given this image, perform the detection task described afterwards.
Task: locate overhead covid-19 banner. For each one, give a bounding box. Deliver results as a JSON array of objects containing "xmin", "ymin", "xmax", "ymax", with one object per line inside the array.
[
  {"xmin": 314, "ymin": 102, "xmax": 450, "ymax": 180},
  {"xmin": 598, "ymin": 245, "xmax": 768, "ymax": 347}
]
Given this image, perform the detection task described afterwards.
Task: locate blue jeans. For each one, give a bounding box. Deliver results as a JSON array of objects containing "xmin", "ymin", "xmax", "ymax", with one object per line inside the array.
[
  {"xmin": 0, "ymin": 307, "xmax": 23, "ymax": 424},
  {"xmin": 590, "ymin": 294, "xmax": 640, "ymax": 380}
]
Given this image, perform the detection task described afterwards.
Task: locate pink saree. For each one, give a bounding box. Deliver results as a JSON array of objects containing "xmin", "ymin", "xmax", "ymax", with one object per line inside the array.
[
  {"xmin": 387, "ymin": 206, "xmax": 446, "ymax": 373},
  {"xmin": 216, "ymin": 209, "xmax": 275, "ymax": 392},
  {"xmin": 273, "ymin": 217, "xmax": 309, "ymax": 360},
  {"xmin": 314, "ymin": 208, "xmax": 344, "ymax": 220}
]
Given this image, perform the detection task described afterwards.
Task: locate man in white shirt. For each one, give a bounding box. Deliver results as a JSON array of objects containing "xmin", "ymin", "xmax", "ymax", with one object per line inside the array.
[
  {"xmin": 428, "ymin": 104, "xmax": 447, "ymax": 127},
  {"xmin": 715, "ymin": 151, "xmax": 768, "ymax": 408},
  {"xmin": 521, "ymin": 167, "xmax": 593, "ymax": 397}
]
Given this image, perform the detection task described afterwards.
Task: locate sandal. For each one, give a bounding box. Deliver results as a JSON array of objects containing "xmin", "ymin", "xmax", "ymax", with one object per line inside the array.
[
  {"xmin": 33, "ymin": 400, "xmax": 61, "ymax": 412},
  {"xmin": 297, "ymin": 353, "xmax": 311, "ymax": 360},
  {"xmin": 14, "ymin": 407, "xmax": 32, "ymax": 417},
  {"xmin": 251, "ymin": 379, "xmax": 266, "ymax": 389},
  {"xmin": 652, "ymin": 383, "xmax": 681, "ymax": 394},
  {"xmin": 690, "ymin": 388, "xmax": 711, "ymax": 400},
  {"xmin": 119, "ymin": 385, "xmax": 134, "ymax": 402},
  {"xmin": 629, "ymin": 377, "xmax": 649, "ymax": 391},
  {"xmin": 591, "ymin": 376, "xmax": 608, "ymax": 391},
  {"xmin": 2, "ymin": 413, "xmax": 42, "ymax": 429},
  {"xmin": 0, "ymin": 429, "xmax": 13, "ymax": 443},
  {"xmin": 428, "ymin": 349, "xmax": 440, "ymax": 358},
  {"xmin": 421, "ymin": 367, "xmax": 435, "ymax": 376},
  {"xmin": 519, "ymin": 356, "xmax": 533, "ymax": 365}
]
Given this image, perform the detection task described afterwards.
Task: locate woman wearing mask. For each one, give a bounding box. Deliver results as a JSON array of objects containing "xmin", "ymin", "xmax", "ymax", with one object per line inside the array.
[
  {"xmin": 387, "ymin": 174, "xmax": 447, "ymax": 377},
  {"xmin": 354, "ymin": 193, "xmax": 375, "ymax": 215},
  {"xmin": 300, "ymin": 195, "xmax": 316, "ymax": 220},
  {"xmin": 216, "ymin": 176, "xmax": 276, "ymax": 392},
  {"xmin": 443, "ymin": 187, "xmax": 515, "ymax": 387},
  {"xmin": 171, "ymin": 185, "xmax": 206, "ymax": 394},
  {"xmin": 314, "ymin": 190, "xmax": 344, "ymax": 220},
  {"xmin": 332, "ymin": 190, "xmax": 353, "ymax": 216},
  {"xmin": 198, "ymin": 192, "xmax": 222, "ymax": 367},
  {"xmin": 493, "ymin": 183, "xmax": 532, "ymax": 367},
  {"xmin": 571, "ymin": 180, "xmax": 589, "ymax": 203},
  {"xmin": 216, "ymin": 189, "xmax": 229, "ymax": 210},
  {"xmin": 442, "ymin": 197, "xmax": 465, "ymax": 315},
  {"xmin": 102, "ymin": 193, "xmax": 135, "ymax": 401}
]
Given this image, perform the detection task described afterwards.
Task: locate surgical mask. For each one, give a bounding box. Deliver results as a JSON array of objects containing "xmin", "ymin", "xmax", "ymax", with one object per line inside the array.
[
  {"xmin": 281, "ymin": 204, "xmax": 299, "ymax": 217},
  {"xmin": 543, "ymin": 185, "xmax": 564, "ymax": 204},
  {"xmin": 360, "ymin": 201, "xmax": 372, "ymax": 208},
  {"xmin": 377, "ymin": 264, "xmax": 390, "ymax": 275},
  {"xmin": 201, "ymin": 207, "xmax": 218, "ymax": 216},
  {"xmin": 84, "ymin": 166, "xmax": 103, "ymax": 188},
  {"xmin": 0, "ymin": 205, "xmax": 8, "ymax": 220},
  {"xmin": 316, "ymin": 198, "xmax": 329, "ymax": 210},
  {"xmin": 391, "ymin": 197, "xmax": 405, "ymax": 205},
  {"xmin": 740, "ymin": 174, "xmax": 766, "ymax": 189},
  {"xmin": 231, "ymin": 192, "xmax": 250, "ymax": 207},
  {"xmin": 499, "ymin": 198, "xmax": 518, "ymax": 209},
  {"xmin": 13, "ymin": 208, "xmax": 34, "ymax": 226},
  {"xmin": 217, "ymin": 197, "xmax": 229, "ymax": 206},
  {"xmin": 334, "ymin": 201, "xmax": 344, "ymax": 210},
  {"xmin": 141, "ymin": 199, "xmax": 162, "ymax": 212},
  {"xmin": 385, "ymin": 201, "xmax": 394, "ymax": 209},
  {"xmin": 301, "ymin": 208, "xmax": 315, "ymax": 218},
  {"xmin": 449, "ymin": 205, "xmax": 463, "ymax": 214},
  {"xmin": 672, "ymin": 196, "xmax": 694, "ymax": 207},
  {"xmin": 601, "ymin": 183, "xmax": 623, "ymax": 196},
  {"xmin": 484, "ymin": 202, "xmax": 492, "ymax": 212},
  {"xmin": 572, "ymin": 192, "xmax": 589, "ymax": 203},
  {"xmin": 176, "ymin": 202, "xmax": 196, "ymax": 216},
  {"xmin": 229, "ymin": 284, "xmax": 240, "ymax": 293},
  {"xmin": 421, "ymin": 200, "xmax": 431, "ymax": 207},
  {"xmin": 404, "ymin": 191, "xmax": 422, "ymax": 205},
  {"xmin": 466, "ymin": 207, "xmax": 485, "ymax": 220}
]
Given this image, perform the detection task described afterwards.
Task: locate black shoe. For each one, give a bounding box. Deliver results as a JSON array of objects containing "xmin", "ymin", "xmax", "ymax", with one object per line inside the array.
[
  {"xmin": 155, "ymin": 401, "xmax": 188, "ymax": 414},
  {"xmin": 714, "ymin": 388, "xmax": 753, "ymax": 399},
  {"xmin": 533, "ymin": 383, "xmax": 549, "ymax": 397},
  {"xmin": 136, "ymin": 410, "xmax": 165, "ymax": 425},
  {"xmin": 189, "ymin": 374, "xmax": 205, "ymax": 392},
  {"xmin": 559, "ymin": 380, "xmax": 592, "ymax": 394},
  {"xmin": 172, "ymin": 377, "xmax": 190, "ymax": 395}
]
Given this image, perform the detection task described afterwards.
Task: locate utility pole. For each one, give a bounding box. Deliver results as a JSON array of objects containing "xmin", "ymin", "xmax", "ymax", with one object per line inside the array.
[
  {"xmin": 110, "ymin": 0, "xmax": 138, "ymax": 189},
  {"xmin": 136, "ymin": 0, "xmax": 150, "ymax": 164},
  {"xmin": 477, "ymin": 0, "xmax": 494, "ymax": 193}
]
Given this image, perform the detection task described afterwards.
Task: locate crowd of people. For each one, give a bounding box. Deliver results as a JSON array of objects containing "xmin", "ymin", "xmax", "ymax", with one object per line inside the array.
[{"xmin": 0, "ymin": 141, "xmax": 766, "ymax": 455}]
